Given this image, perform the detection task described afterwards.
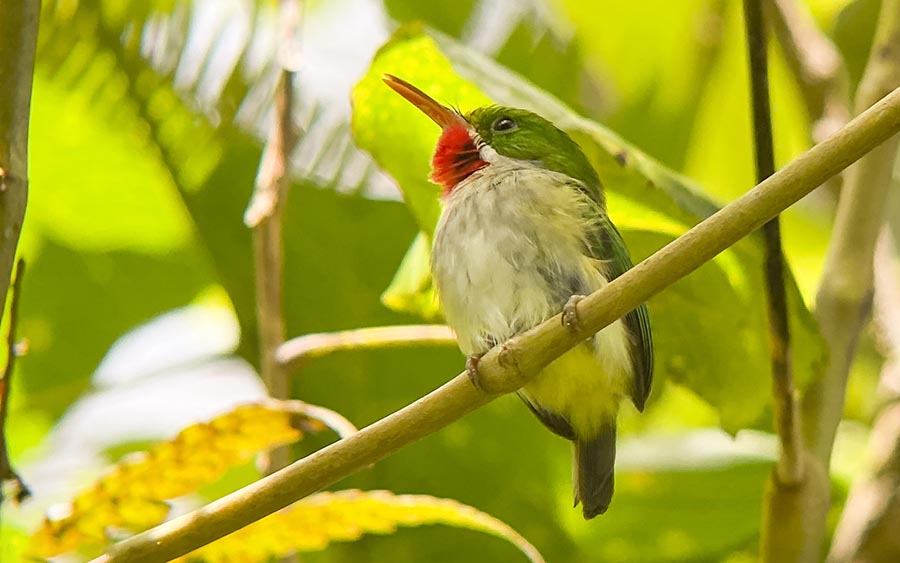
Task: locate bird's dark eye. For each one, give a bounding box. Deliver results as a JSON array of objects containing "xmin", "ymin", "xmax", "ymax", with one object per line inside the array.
[{"xmin": 492, "ymin": 116, "xmax": 517, "ymax": 132}]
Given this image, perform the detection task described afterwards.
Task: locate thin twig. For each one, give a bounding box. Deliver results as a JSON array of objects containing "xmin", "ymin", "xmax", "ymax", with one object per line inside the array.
[
  {"xmin": 244, "ymin": 0, "xmax": 301, "ymax": 474},
  {"xmin": 89, "ymin": 85, "xmax": 900, "ymax": 563},
  {"xmin": 744, "ymin": 0, "xmax": 804, "ymax": 486},
  {"xmin": 244, "ymin": 1, "xmax": 301, "ymax": 228},
  {"xmin": 0, "ymin": 259, "xmax": 30, "ymax": 510},
  {"xmin": 0, "ymin": 0, "xmax": 40, "ymax": 350},
  {"xmin": 766, "ymin": 0, "xmax": 850, "ymax": 142},
  {"xmin": 273, "ymin": 399, "xmax": 358, "ymax": 440},
  {"xmin": 277, "ymin": 325, "xmax": 457, "ymax": 371}
]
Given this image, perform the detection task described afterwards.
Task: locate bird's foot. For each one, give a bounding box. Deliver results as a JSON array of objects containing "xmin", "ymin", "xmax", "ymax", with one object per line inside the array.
[
  {"xmin": 466, "ymin": 354, "xmax": 485, "ymax": 391},
  {"xmin": 562, "ymin": 294, "xmax": 586, "ymax": 332}
]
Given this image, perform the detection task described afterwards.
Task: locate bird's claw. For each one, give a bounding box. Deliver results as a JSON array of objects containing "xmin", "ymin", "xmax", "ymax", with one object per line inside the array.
[
  {"xmin": 562, "ymin": 294, "xmax": 586, "ymax": 331},
  {"xmin": 466, "ymin": 354, "xmax": 485, "ymax": 391}
]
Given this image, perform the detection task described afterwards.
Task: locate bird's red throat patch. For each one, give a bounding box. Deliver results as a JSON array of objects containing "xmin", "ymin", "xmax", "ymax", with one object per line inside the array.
[{"xmin": 430, "ymin": 125, "xmax": 488, "ymax": 195}]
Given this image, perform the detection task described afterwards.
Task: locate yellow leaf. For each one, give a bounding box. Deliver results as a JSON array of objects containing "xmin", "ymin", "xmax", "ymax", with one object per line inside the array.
[
  {"xmin": 27, "ymin": 400, "xmax": 349, "ymax": 559},
  {"xmin": 178, "ymin": 489, "xmax": 545, "ymax": 563}
]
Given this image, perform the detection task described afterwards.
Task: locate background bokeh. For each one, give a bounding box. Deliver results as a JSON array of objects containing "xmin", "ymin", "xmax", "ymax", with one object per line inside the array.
[{"xmin": 1, "ymin": 1, "xmax": 891, "ymax": 562}]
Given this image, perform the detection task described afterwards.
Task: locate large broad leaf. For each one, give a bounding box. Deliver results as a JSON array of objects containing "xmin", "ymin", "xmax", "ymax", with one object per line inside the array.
[{"xmin": 351, "ymin": 28, "xmax": 825, "ymax": 432}]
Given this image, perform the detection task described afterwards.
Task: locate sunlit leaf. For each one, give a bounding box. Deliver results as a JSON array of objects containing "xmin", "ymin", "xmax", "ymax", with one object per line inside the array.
[
  {"xmin": 27, "ymin": 402, "xmax": 332, "ymax": 558},
  {"xmin": 350, "ymin": 28, "xmax": 826, "ymax": 432},
  {"xmin": 177, "ymin": 489, "xmax": 545, "ymax": 563},
  {"xmin": 381, "ymin": 231, "xmax": 443, "ymax": 320}
]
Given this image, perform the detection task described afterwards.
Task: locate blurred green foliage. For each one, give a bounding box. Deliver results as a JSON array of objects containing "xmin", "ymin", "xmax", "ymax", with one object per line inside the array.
[{"xmin": 2, "ymin": 0, "xmax": 887, "ymax": 562}]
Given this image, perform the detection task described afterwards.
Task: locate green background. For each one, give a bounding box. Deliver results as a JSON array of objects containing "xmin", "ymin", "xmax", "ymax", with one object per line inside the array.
[{"xmin": 1, "ymin": 1, "xmax": 888, "ymax": 562}]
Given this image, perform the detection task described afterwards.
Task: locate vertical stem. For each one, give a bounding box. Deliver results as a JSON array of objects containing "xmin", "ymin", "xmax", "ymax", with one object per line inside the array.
[
  {"xmin": 0, "ymin": 260, "xmax": 29, "ymax": 513},
  {"xmin": 745, "ymin": 2, "xmax": 825, "ymax": 561},
  {"xmin": 827, "ymin": 114, "xmax": 900, "ymax": 563},
  {"xmin": 0, "ymin": 0, "xmax": 39, "ymax": 522},
  {"xmin": 0, "ymin": 0, "xmax": 39, "ymax": 325},
  {"xmin": 803, "ymin": 0, "xmax": 900, "ymax": 469},
  {"xmin": 244, "ymin": 0, "xmax": 301, "ymax": 473},
  {"xmin": 827, "ymin": 226, "xmax": 900, "ymax": 563},
  {"xmin": 744, "ymin": 0, "xmax": 804, "ymax": 486},
  {"xmin": 785, "ymin": 1, "xmax": 900, "ymax": 561}
]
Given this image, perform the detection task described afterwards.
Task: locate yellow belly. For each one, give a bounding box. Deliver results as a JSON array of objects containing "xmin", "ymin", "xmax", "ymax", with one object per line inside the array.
[{"xmin": 521, "ymin": 342, "xmax": 630, "ymax": 440}]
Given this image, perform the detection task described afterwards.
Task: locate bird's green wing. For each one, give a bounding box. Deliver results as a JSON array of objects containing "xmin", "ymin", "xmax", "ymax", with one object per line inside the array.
[{"xmin": 593, "ymin": 216, "xmax": 654, "ymax": 411}]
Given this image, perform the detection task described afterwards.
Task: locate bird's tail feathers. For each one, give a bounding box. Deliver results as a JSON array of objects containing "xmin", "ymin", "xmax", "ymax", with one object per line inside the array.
[{"xmin": 573, "ymin": 424, "xmax": 617, "ymax": 519}]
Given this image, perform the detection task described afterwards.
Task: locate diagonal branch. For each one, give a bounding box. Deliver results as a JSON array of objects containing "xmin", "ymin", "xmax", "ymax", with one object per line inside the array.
[{"xmin": 87, "ymin": 85, "xmax": 900, "ymax": 563}]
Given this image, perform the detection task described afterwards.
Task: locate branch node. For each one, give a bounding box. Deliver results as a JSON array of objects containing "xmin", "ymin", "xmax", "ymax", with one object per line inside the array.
[{"xmin": 496, "ymin": 343, "xmax": 520, "ymax": 374}]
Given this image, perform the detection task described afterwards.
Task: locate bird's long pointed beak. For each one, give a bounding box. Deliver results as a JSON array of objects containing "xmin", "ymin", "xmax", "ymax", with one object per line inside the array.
[{"xmin": 382, "ymin": 74, "xmax": 463, "ymax": 129}]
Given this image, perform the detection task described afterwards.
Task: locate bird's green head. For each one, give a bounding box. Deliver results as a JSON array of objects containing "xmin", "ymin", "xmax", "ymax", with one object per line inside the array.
[{"xmin": 383, "ymin": 75, "xmax": 601, "ymax": 199}]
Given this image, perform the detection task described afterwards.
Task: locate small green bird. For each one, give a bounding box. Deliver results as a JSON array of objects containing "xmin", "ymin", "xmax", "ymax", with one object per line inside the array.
[{"xmin": 384, "ymin": 75, "xmax": 653, "ymax": 518}]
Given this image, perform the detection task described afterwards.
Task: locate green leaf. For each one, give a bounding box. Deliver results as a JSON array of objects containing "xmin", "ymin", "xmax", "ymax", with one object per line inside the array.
[
  {"xmin": 351, "ymin": 28, "xmax": 826, "ymax": 432},
  {"xmin": 381, "ymin": 232, "xmax": 443, "ymax": 320}
]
